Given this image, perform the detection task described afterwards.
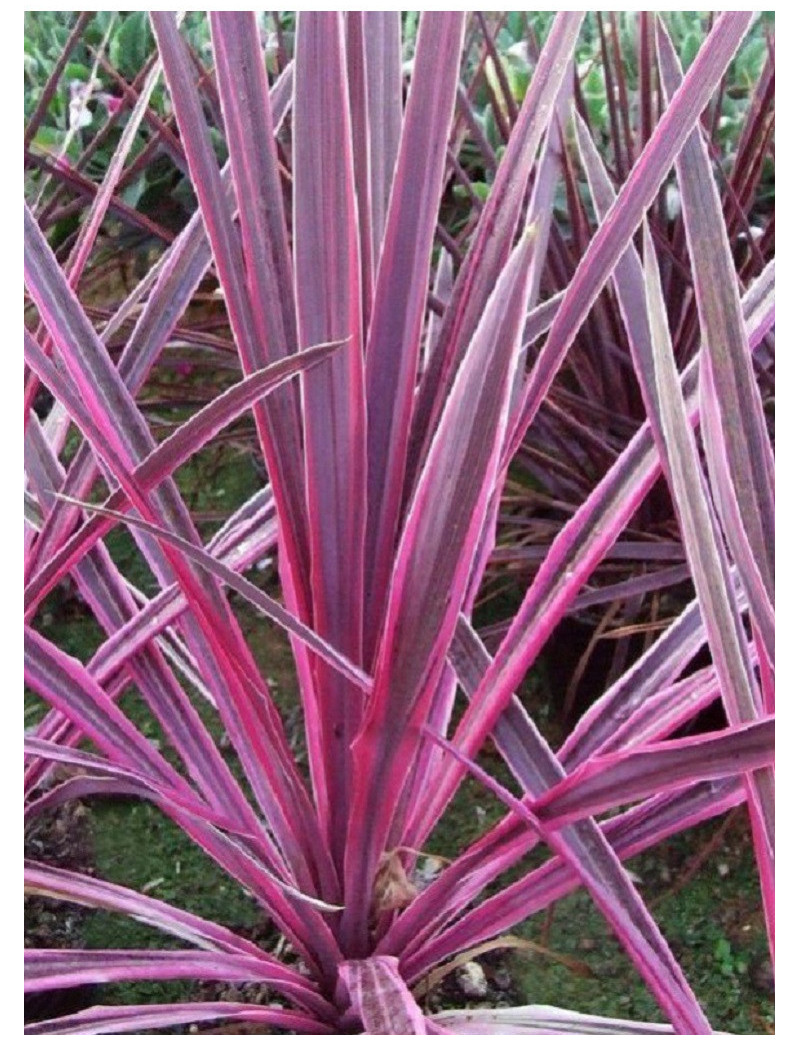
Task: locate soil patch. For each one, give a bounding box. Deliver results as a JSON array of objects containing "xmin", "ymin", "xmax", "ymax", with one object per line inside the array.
[{"xmin": 24, "ymin": 799, "xmax": 98, "ymax": 1024}]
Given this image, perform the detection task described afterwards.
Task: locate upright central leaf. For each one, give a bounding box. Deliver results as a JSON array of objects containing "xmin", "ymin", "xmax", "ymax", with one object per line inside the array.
[
  {"xmin": 339, "ymin": 956, "xmax": 427, "ymax": 1034},
  {"xmin": 293, "ymin": 12, "xmax": 367, "ymax": 865},
  {"xmin": 361, "ymin": 12, "xmax": 465, "ymax": 664},
  {"xmin": 341, "ymin": 229, "xmax": 538, "ymax": 956}
]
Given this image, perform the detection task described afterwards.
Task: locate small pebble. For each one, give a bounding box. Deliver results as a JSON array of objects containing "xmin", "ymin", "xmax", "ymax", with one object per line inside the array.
[
  {"xmin": 413, "ymin": 856, "xmax": 443, "ymax": 889},
  {"xmin": 578, "ymin": 937, "xmax": 596, "ymax": 951},
  {"xmin": 457, "ymin": 961, "xmax": 488, "ymax": 999},
  {"xmin": 717, "ymin": 862, "xmax": 730, "ymax": 877}
]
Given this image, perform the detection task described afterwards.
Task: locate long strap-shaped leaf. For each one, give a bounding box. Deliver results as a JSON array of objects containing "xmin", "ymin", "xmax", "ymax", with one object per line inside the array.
[
  {"xmin": 434, "ymin": 1004, "xmax": 689, "ymax": 1035},
  {"xmin": 398, "ymin": 66, "xmax": 573, "ymax": 852},
  {"xmin": 405, "ymin": 223, "xmax": 773, "ymax": 969},
  {"xmin": 24, "ymin": 338, "xmax": 311, "ymax": 618},
  {"xmin": 401, "ymin": 19, "xmax": 759, "ymax": 850},
  {"xmin": 386, "ymin": 589, "xmax": 737, "ymax": 962},
  {"xmin": 56, "ymin": 499, "xmax": 371, "ymax": 696},
  {"xmin": 344, "ymin": 12, "xmax": 373, "ymax": 328},
  {"xmin": 151, "ymin": 12, "xmax": 311, "ymax": 622},
  {"xmin": 656, "ymin": 21, "xmax": 775, "ymax": 664},
  {"xmin": 26, "ymin": 488, "xmax": 277, "ymax": 795},
  {"xmin": 363, "ymin": 13, "xmax": 403, "ymax": 280},
  {"xmin": 339, "ymin": 956, "xmax": 428, "ymax": 1035},
  {"xmin": 531, "ymin": 717, "xmax": 774, "ymax": 830},
  {"xmin": 25, "ymin": 629, "xmax": 190, "ymax": 793},
  {"xmin": 26, "ymin": 491, "xmax": 277, "ymax": 796},
  {"xmin": 27, "ymin": 498, "xmax": 287, "ymax": 816},
  {"xmin": 408, "ymin": 13, "xmax": 583, "ymax": 487},
  {"xmin": 344, "ymin": 13, "xmax": 403, "ymax": 325},
  {"xmin": 24, "ymin": 49, "xmax": 163, "ymax": 423},
  {"xmin": 81, "ymin": 498, "xmax": 276, "ymax": 686},
  {"xmin": 25, "ymin": 165, "xmax": 230, "ymax": 586},
  {"xmin": 25, "ymin": 862, "xmax": 272, "ymax": 958},
  {"xmin": 25, "ymin": 738, "xmax": 250, "ymax": 835},
  {"xmin": 26, "ymin": 836, "xmax": 339, "ymax": 981},
  {"xmin": 25, "ymin": 950, "xmax": 331, "ymax": 1020},
  {"xmin": 640, "ymin": 226, "xmax": 774, "ymax": 956},
  {"xmin": 393, "ymin": 560, "xmax": 746, "ymax": 969},
  {"xmin": 446, "ymin": 634, "xmax": 756, "ymax": 839},
  {"xmin": 26, "ymin": 339, "xmax": 343, "ymax": 528},
  {"xmin": 23, "ymin": 1003, "xmax": 331, "ymax": 1036},
  {"xmin": 22, "ymin": 338, "xmax": 311, "ymax": 857},
  {"xmin": 25, "ymin": 416, "xmax": 263, "ymax": 833},
  {"xmin": 341, "ymin": 228, "xmax": 538, "ymax": 956},
  {"xmin": 362, "ymin": 12, "xmax": 465, "ymax": 664},
  {"xmin": 567, "ymin": 108, "xmax": 730, "ymax": 729},
  {"xmin": 293, "ymin": 11, "xmax": 368, "ymax": 862},
  {"xmin": 28, "ymin": 62, "xmax": 293, "ymax": 586},
  {"xmin": 26, "ymin": 760, "xmax": 318, "ymax": 912},
  {"xmin": 23, "ymin": 643, "xmax": 346, "ymax": 965}
]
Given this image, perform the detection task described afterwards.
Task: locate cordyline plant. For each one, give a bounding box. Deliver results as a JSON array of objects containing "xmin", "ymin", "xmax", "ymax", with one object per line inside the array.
[
  {"xmin": 458, "ymin": 13, "xmax": 774, "ymax": 705},
  {"xmin": 24, "ymin": 11, "xmax": 774, "ymax": 1036}
]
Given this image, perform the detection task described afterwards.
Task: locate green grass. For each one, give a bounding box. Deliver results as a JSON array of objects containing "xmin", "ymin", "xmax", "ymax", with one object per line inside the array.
[
  {"xmin": 83, "ymin": 798, "xmax": 261, "ymax": 1006},
  {"xmin": 510, "ymin": 814, "xmax": 773, "ymax": 1032}
]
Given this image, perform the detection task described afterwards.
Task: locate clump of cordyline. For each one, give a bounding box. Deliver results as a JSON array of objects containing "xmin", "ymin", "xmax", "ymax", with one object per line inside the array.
[
  {"xmin": 463, "ymin": 13, "xmax": 774, "ymax": 697},
  {"xmin": 24, "ymin": 11, "xmax": 774, "ymax": 1036}
]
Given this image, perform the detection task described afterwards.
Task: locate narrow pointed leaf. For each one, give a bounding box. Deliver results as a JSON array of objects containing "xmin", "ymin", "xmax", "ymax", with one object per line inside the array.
[
  {"xmin": 25, "ymin": 628, "xmax": 189, "ymax": 791},
  {"xmin": 25, "ymin": 950, "xmax": 329, "ymax": 1018},
  {"xmin": 293, "ymin": 11, "xmax": 368, "ymax": 853},
  {"xmin": 24, "ymin": 862, "xmax": 273, "ymax": 958},
  {"xmin": 23, "ymin": 1003, "xmax": 331, "ymax": 1036},
  {"xmin": 363, "ymin": 12, "xmax": 465, "ymax": 660},
  {"xmin": 418, "ymin": 254, "xmax": 772, "ymax": 839},
  {"xmin": 434, "ymin": 1004, "xmax": 687, "ymax": 1034},
  {"xmin": 151, "ymin": 11, "xmax": 311, "ymax": 613},
  {"xmin": 343, "ymin": 228, "xmax": 538, "ymax": 954},
  {"xmin": 410, "ymin": 13, "xmax": 583, "ymax": 479},
  {"xmin": 641, "ymin": 226, "xmax": 774, "ymax": 955},
  {"xmin": 657, "ymin": 21, "xmax": 775, "ymax": 660},
  {"xmin": 400, "ymin": 779, "xmax": 743, "ymax": 979},
  {"xmin": 363, "ymin": 13, "xmax": 403, "ymax": 270},
  {"xmin": 417, "ymin": 623, "xmax": 713, "ymax": 1033},
  {"xmin": 533, "ymin": 718, "xmax": 774, "ymax": 830}
]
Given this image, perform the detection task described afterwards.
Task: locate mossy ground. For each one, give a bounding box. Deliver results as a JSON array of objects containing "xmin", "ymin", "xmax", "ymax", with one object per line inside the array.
[{"xmin": 507, "ymin": 815, "xmax": 773, "ymax": 1033}]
